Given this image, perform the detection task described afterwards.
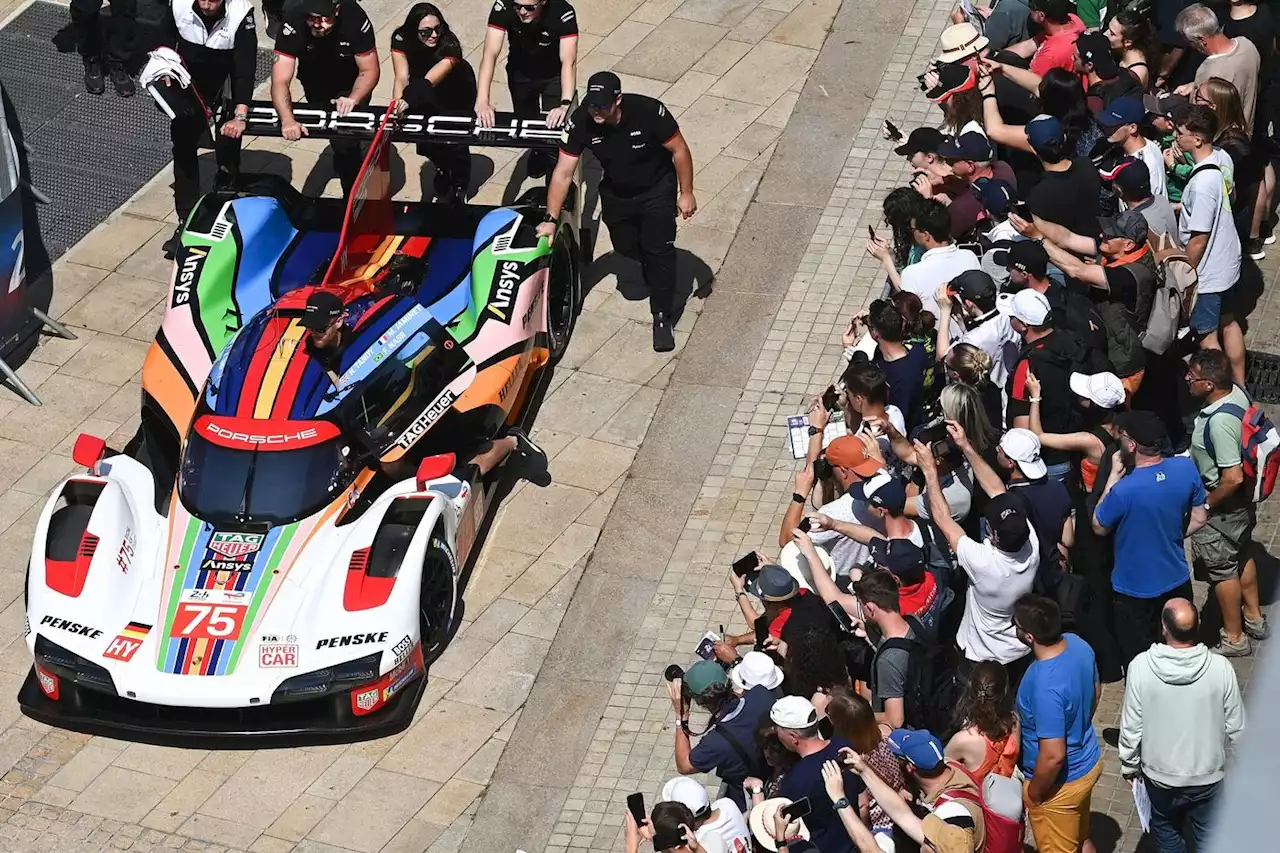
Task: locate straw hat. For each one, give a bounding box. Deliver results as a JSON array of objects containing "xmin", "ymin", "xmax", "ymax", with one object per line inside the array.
[
  {"xmin": 936, "ymin": 22, "xmax": 989, "ymax": 63},
  {"xmin": 749, "ymin": 798, "xmax": 811, "ymax": 853}
]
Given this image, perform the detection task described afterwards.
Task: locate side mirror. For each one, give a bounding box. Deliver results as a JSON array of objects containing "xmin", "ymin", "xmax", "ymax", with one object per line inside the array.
[
  {"xmin": 72, "ymin": 433, "xmax": 107, "ymax": 474},
  {"xmin": 416, "ymin": 453, "xmax": 456, "ymax": 490}
]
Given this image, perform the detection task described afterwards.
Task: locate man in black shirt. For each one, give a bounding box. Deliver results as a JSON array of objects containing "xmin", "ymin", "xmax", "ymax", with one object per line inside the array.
[
  {"xmin": 272, "ymin": 0, "xmax": 380, "ymax": 197},
  {"xmin": 1025, "ymin": 116, "xmax": 1102, "ymax": 243},
  {"xmin": 163, "ymin": 0, "xmax": 258, "ymax": 257},
  {"xmin": 476, "ymin": 0, "xmax": 579, "ymax": 177},
  {"xmin": 1076, "ymin": 31, "xmax": 1142, "ymax": 113},
  {"xmin": 300, "ymin": 290, "xmax": 350, "ymax": 382},
  {"xmin": 540, "ymin": 72, "xmax": 697, "ymax": 352},
  {"xmin": 69, "ymin": 0, "xmax": 136, "ymax": 96}
]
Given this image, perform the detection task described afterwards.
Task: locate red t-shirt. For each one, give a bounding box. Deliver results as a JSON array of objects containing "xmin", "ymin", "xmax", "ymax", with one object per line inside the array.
[{"xmin": 1030, "ymin": 15, "xmax": 1085, "ymax": 77}]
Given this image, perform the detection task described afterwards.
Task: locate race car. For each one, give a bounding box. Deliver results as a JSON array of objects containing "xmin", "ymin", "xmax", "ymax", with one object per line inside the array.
[{"xmin": 18, "ymin": 103, "xmax": 583, "ymax": 746}]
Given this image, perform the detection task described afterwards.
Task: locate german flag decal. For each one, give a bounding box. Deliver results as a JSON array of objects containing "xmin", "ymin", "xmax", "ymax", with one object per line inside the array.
[{"xmin": 103, "ymin": 622, "xmax": 152, "ymax": 663}]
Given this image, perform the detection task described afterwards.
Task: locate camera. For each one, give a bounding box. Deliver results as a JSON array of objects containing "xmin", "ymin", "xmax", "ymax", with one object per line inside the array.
[
  {"xmin": 813, "ymin": 456, "xmax": 834, "ymax": 481},
  {"xmin": 664, "ymin": 664, "xmax": 684, "ymax": 682}
]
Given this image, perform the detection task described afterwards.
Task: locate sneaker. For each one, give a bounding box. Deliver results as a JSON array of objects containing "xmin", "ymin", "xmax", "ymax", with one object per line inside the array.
[
  {"xmin": 1217, "ymin": 630, "xmax": 1252, "ymax": 657},
  {"xmin": 83, "ymin": 58, "xmax": 105, "ymax": 95},
  {"xmin": 652, "ymin": 313, "xmax": 675, "ymax": 353},
  {"xmin": 109, "ymin": 65, "xmax": 135, "ymax": 98},
  {"xmin": 162, "ymin": 227, "xmax": 182, "ymax": 260},
  {"xmin": 1245, "ymin": 615, "xmax": 1271, "ymax": 641},
  {"xmin": 1264, "ymin": 218, "xmax": 1277, "ymax": 245},
  {"xmin": 1246, "ymin": 237, "xmax": 1266, "ymax": 260},
  {"xmin": 502, "ymin": 425, "xmax": 551, "ymax": 487}
]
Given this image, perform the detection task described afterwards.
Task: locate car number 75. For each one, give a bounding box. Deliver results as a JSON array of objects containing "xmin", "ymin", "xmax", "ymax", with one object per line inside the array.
[{"xmin": 171, "ymin": 603, "xmax": 248, "ymax": 640}]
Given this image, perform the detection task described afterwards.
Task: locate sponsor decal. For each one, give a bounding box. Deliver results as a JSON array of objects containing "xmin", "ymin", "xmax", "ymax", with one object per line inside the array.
[
  {"xmin": 383, "ymin": 661, "xmax": 418, "ymax": 701},
  {"xmin": 521, "ymin": 282, "xmax": 543, "ymax": 330},
  {"xmin": 488, "ymin": 261, "xmax": 522, "ymax": 320},
  {"xmin": 354, "ymin": 687, "xmax": 380, "ymax": 712},
  {"xmin": 202, "ymin": 420, "xmax": 319, "ymax": 449},
  {"xmin": 39, "ymin": 615, "xmax": 103, "ymax": 639},
  {"xmin": 182, "ymin": 588, "xmax": 249, "ymax": 604},
  {"xmin": 208, "ymin": 531, "xmax": 265, "ymax": 559},
  {"xmin": 35, "ymin": 665, "xmax": 58, "ymax": 700},
  {"xmin": 316, "ymin": 631, "xmax": 389, "ymax": 650},
  {"xmin": 117, "ymin": 527, "xmax": 136, "ymax": 574},
  {"xmin": 390, "ymin": 635, "xmax": 412, "ymax": 666},
  {"xmin": 172, "ymin": 247, "xmax": 209, "ymax": 307},
  {"xmin": 103, "ymin": 621, "xmax": 151, "ymax": 663},
  {"xmin": 200, "ymin": 558, "xmax": 253, "ymax": 573},
  {"xmin": 351, "ymin": 643, "xmax": 424, "ymax": 716},
  {"xmin": 259, "ymin": 643, "xmax": 298, "ymax": 668},
  {"xmin": 391, "ymin": 389, "xmax": 458, "ymax": 450},
  {"xmin": 170, "ymin": 603, "xmax": 248, "ymax": 641},
  {"xmin": 261, "ymin": 634, "xmax": 298, "ymax": 643},
  {"xmin": 239, "ymin": 105, "xmax": 561, "ymax": 143}
]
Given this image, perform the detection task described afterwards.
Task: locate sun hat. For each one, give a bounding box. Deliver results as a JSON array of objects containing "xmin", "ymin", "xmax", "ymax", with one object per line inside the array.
[
  {"xmin": 1010, "ymin": 288, "xmax": 1051, "ymax": 325},
  {"xmin": 936, "ymin": 22, "xmax": 989, "ymax": 63},
  {"xmin": 750, "ymin": 564, "xmax": 800, "ymax": 602},
  {"xmin": 729, "ymin": 651, "xmax": 785, "ymax": 691},
  {"xmin": 749, "ymin": 798, "xmax": 811, "ymax": 853}
]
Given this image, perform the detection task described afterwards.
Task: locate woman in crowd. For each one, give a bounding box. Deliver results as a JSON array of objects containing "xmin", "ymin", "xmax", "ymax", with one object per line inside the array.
[
  {"xmin": 826, "ymin": 685, "xmax": 908, "ymax": 852},
  {"xmin": 944, "ymin": 661, "xmax": 1020, "ymax": 784},
  {"xmin": 1196, "ymin": 76, "xmax": 1268, "ymax": 254},
  {"xmin": 943, "ymin": 343, "xmax": 1002, "ymax": 435},
  {"xmin": 867, "ymin": 187, "xmax": 935, "ymax": 291},
  {"xmin": 893, "ymin": 292, "xmax": 939, "ymax": 407},
  {"xmin": 782, "ymin": 623, "xmax": 851, "ymax": 703},
  {"xmin": 1106, "ymin": 9, "xmax": 1162, "ymax": 88},
  {"xmin": 979, "ymin": 67, "xmax": 1103, "ymax": 159},
  {"xmin": 745, "ymin": 721, "xmax": 800, "ymax": 804}
]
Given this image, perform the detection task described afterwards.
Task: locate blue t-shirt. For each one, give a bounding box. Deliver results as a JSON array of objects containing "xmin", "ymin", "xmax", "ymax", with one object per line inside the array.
[
  {"xmin": 779, "ymin": 737, "xmax": 866, "ymax": 853},
  {"xmin": 689, "ymin": 686, "xmax": 774, "ymax": 787},
  {"xmin": 1017, "ymin": 633, "xmax": 1101, "ymax": 783},
  {"xmin": 874, "ymin": 344, "xmax": 931, "ymax": 431},
  {"xmin": 1093, "ymin": 458, "xmax": 1206, "ymax": 597}
]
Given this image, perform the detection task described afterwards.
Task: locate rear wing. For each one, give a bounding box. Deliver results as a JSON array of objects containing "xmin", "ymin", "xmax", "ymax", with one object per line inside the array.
[{"xmin": 218, "ymin": 100, "xmax": 561, "ymax": 150}]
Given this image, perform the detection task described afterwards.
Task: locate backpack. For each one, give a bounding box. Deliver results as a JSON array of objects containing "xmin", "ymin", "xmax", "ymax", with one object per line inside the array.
[
  {"xmin": 1096, "ymin": 301, "xmax": 1145, "ymax": 378},
  {"xmin": 1144, "ymin": 232, "xmax": 1200, "ymax": 355},
  {"xmin": 934, "ymin": 762, "xmax": 1025, "ymax": 853},
  {"xmin": 874, "ymin": 615, "xmax": 955, "ymax": 735},
  {"xmin": 1201, "ymin": 393, "xmax": 1280, "ymax": 502}
]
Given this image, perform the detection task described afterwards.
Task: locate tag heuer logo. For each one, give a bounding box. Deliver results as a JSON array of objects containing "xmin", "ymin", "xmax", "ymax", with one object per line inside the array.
[
  {"xmin": 209, "ymin": 532, "xmax": 265, "ymax": 559},
  {"xmin": 355, "ymin": 688, "xmax": 380, "ymax": 711}
]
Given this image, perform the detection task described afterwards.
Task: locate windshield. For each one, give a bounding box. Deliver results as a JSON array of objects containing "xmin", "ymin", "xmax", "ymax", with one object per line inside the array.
[{"xmin": 178, "ymin": 432, "xmax": 356, "ymax": 525}]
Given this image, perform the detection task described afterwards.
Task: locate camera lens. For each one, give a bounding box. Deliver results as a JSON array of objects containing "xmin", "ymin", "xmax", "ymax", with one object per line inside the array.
[{"xmin": 664, "ymin": 664, "xmax": 684, "ymax": 682}]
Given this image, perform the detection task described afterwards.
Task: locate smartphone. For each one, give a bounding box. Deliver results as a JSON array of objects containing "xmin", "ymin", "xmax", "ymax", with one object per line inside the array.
[
  {"xmin": 783, "ymin": 797, "xmax": 812, "ymax": 821},
  {"xmin": 883, "ymin": 119, "xmax": 904, "ymax": 142},
  {"xmin": 797, "ymin": 517, "xmax": 811, "ymax": 534},
  {"xmin": 626, "ymin": 793, "xmax": 646, "ymax": 827},
  {"xmin": 732, "ymin": 551, "xmax": 762, "ymax": 577},
  {"xmin": 822, "ymin": 385, "xmax": 840, "ymax": 412},
  {"xmin": 867, "ymin": 224, "xmax": 877, "ymax": 241},
  {"xmin": 828, "ymin": 601, "xmax": 855, "ymax": 633},
  {"xmin": 1013, "ymin": 199, "xmax": 1031, "ymax": 217},
  {"xmin": 695, "ymin": 630, "xmax": 721, "ymax": 660}
]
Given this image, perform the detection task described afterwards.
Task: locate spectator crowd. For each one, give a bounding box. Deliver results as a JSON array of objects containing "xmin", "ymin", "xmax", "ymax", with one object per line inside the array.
[{"xmin": 627, "ymin": 0, "xmax": 1274, "ymax": 851}]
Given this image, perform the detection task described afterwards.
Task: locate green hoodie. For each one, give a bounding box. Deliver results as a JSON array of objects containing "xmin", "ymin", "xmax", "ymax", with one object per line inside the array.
[{"xmin": 1159, "ymin": 132, "xmax": 1196, "ymax": 203}]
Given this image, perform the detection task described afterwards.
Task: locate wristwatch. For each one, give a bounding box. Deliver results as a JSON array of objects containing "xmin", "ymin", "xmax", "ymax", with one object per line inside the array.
[
  {"xmin": 747, "ymin": 785, "xmax": 763, "ymax": 795},
  {"xmin": 233, "ymin": 110, "xmax": 248, "ymax": 121},
  {"xmin": 559, "ymin": 98, "xmax": 572, "ymax": 106},
  {"xmin": 541, "ymin": 212, "xmax": 556, "ymax": 224},
  {"xmin": 807, "ymin": 425, "xmax": 821, "ymax": 436},
  {"xmin": 832, "ymin": 797, "xmax": 852, "ymax": 811},
  {"xmin": 792, "ymin": 492, "xmax": 807, "ymax": 505}
]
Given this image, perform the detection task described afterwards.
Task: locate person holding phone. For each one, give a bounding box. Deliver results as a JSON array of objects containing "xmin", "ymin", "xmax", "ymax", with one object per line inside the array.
[
  {"xmin": 660, "ymin": 776, "xmax": 752, "ymax": 852},
  {"xmin": 626, "ymin": 801, "xmax": 716, "ymax": 853},
  {"xmin": 773, "ymin": 696, "xmax": 867, "ymax": 853}
]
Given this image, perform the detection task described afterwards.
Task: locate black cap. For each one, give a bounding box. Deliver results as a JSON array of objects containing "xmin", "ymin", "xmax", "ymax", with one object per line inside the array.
[
  {"xmin": 869, "ymin": 537, "xmax": 927, "ymax": 582},
  {"xmin": 583, "ymin": 71, "xmax": 622, "ymax": 110},
  {"xmin": 1112, "ymin": 157, "xmax": 1152, "ymax": 199},
  {"xmin": 894, "ymin": 127, "xmax": 945, "ymax": 158},
  {"xmin": 985, "ymin": 493, "xmax": 1031, "ymax": 552},
  {"xmin": 301, "ymin": 0, "xmax": 338, "ymax": 16},
  {"xmin": 1076, "ymin": 32, "xmax": 1120, "ymax": 77},
  {"xmin": 301, "ymin": 290, "xmax": 345, "ymax": 330},
  {"xmin": 974, "ymin": 177, "xmax": 1016, "ymax": 217},
  {"xmin": 937, "ymin": 131, "xmax": 995, "ymax": 162},
  {"xmin": 1099, "ymin": 209, "xmax": 1149, "ymax": 246},
  {"xmin": 951, "ymin": 269, "xmax": 997, "ymax": 302},
  {"xmin": 1118, "ymin": 410, "xmax": 1167, "ymax": 449},
  {"xmin": 1005, "ymin": 240, "xmax": 1048, "ymax": 278},
  {"xmin": 926, "ymin": 62, "xmax": 978, "ymax": 103}
]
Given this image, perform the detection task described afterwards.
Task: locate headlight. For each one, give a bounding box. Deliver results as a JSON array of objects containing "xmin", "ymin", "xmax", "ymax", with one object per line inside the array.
[
  {"xmin": 34, "ymin": 634, "xmax": 116, "ymax": 694},
  {"xmin": 270, "ymin": 652, "xmax": 382, "ymax": 703}
]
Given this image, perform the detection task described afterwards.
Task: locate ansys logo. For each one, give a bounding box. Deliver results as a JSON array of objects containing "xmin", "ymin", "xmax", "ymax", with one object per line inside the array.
[{"xmin": 172, "ymin": 246, "xmax": 209, "ymax": 307}]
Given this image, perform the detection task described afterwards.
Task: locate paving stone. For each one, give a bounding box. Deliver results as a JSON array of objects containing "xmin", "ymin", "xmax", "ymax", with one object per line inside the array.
[
  {"xmin": 676, "ymin": 95, "xmax": 765, "ymax": 163},
  {"xmin": 71, "ymin": 768, "xmax": 177, "ymax": 823},
  {"xmin": 444, "ymin": 632, "xmax": 551, "ymax": 713},
  {"xmin": 58, "ymin": 333, "xmax": 148, "ymax": 391},
  {"xmin": 308, "ymin": 770, "xmax": 438, "ymax": 853},
  {"xmin": 767, "ymin": 0, "xmax": 842, "ymax": 48},
  {"xmin": 64, "ymin": 215, "xmax": 165, "ymax": 273},
  {"xmin": 532, "ymin": 371, "xmax": 644, "ymax": 438},
  {"xmin": 197, "ymin": 751, "xmax": 337, "ymax": 833},
  {"xmin": 376, "ymin": 701, "xmax": 509, "ymax": 783},
  {"xmin": 706, "ymin": 38, "xmax": 817, "ymax": 105},
  {"xmin": 613, "ymin": 19, "xmax": 728, "ymax": 84}
]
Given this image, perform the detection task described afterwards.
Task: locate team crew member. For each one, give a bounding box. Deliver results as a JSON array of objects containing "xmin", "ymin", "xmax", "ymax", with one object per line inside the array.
[
  {"xmin": 70, "ymin": 0, "xmax": 137, "ymax": 96},
  {"xmin": 540, "ymin": 72, "xmax": 697, "ymax": 353},
  {"xmin": 163, "ymin": 0, "xmax": 257, "ymax": 258},
  {"xmin": 390, "ymin": 3, "xmax": 477, "ymax": 203},
  {"xmin": 271, "ymin": 0, "xmax": 380, "ymax": 197},
  {"xmin": 475, "ymin": 0, "xmax": 579, "ymax": 177}
]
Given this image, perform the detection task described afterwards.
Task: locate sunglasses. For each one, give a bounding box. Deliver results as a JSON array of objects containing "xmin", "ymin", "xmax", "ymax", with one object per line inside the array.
[
  {"xmin": 417, "ymin": 25, "xmax": 441, "ymax": 36},
  {"xmin": 513, "ymin": 1, "xmax": 542, "ymax": 10},
  {"xmin": 306, "ymin": 13, "xmax": 335, "ymax": 24}
]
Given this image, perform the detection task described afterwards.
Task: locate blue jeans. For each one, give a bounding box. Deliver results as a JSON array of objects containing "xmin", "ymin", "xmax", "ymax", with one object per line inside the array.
[
  {"xmin": 1146, "ymin": 779, "xmax": 1221, "ymax": 853},
  {"xmin": 1046, "ymin": 460, "xmax": 1071, "ymax": 484}
]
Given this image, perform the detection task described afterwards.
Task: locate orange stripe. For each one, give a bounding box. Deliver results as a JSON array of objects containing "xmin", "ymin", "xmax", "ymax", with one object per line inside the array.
[{"xmin": 254, "ymin": 320, "xmax": 306, "ymax": 419}]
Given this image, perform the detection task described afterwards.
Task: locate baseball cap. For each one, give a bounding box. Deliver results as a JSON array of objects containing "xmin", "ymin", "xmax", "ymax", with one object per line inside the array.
[
  {"xmin": 750, "ymin": 564, "xmax": 799, "ymax": 602},
  {"xmin": 1070, "ymin": 371, "xmax": 1127, "ymax": 409},
  {"xmin": 1118, "ymin": 409, "xmax": 1167, "ymax": 448},
  {"xmin": 825, "ymin": 435, "xmax": 883, "ymax": 478},
  {"xmin": 951, "ymin": 268, "xmax": 997, "ymax": 302},
  {"xmin": 1005, "ymin": 240, "xmax": 1049, "ymax": 278},
  {"xmin": 1143, "ymin": 91, "xmax": 1190, "ymax": 119},
  {"xmin": 850, "ymin": 470, "xmax": 907, "ymax": 513},
  {"xmin": 1097, "ymin": 95, "xmax": 1146, "ymax": 130},
  {"xmin": 301, "ymin": 290, "xmax": 345, "ymax": 330},
  {"xmin": 1010, "ymin": 288, "xmax": 1051, "ymax": 326},
  {"xmin": 1076, "ymin": 31, "xmax": 1120, "ymax": 77},
  {"xmin": 1000, "ymin": 428, "xmax": 1048, "ymax": 479},
  {"xmin": 682, "ymin": 659, "xmax": 729, "ymax": 695},
  {"xmin": 886, "ymin": 728, "xmax": 947, "ymax": 771},
  {"xmin": 1112, "ymin": 157, "xmax": 1152, "ymax": 198},
  {"xmin": 974, "ymin": 177, "xmax": 1017, "ymax": 217},
  {"xmin": 869, "ymin": 537, "xmax": 927, "ymax": 581},
  {"xmin": 583, "ymin": 71, "xmax": 622, "ymax": 109},
  {"xmin": 894, "ymin": 126, "xmax": 946, "ymax": 158},
  {"xmin": 660, "ymin": 777, "xmax": 712, "ymax": 818},
  {"xmin": 985, "ymin": 492, "xmax": 1031, "ymax": 552},
  {"xmin": 771, "ymin": 695, "xmax": 820, "ymax": 730},
  {"xmin": 729, "ymin": 651, "xmax": 784, "ymax": 691},
  {"xmin": 926, "ymin": 62, "xmax": 979, "ymax": 103},
  {"xmin": 1099, "ymin": 209, "xmax": 1149, "ymax": 246},
  {"xmin": 1025, "ymin": 114, "xmax": 1065, "ymax": 154},
  {"xmin": 937, "ymin": 130, "xmax": 994, "ymax": 161}
]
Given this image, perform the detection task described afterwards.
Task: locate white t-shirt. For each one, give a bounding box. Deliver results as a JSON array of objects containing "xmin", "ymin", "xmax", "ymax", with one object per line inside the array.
[
  {"xmin": 1177, "ymin": 149, "xmax": 1240, "ymax": 295},
  {"xmin": 699, "ymin": 800, "xmax": 752, "ymax": 853},
  {"xmin": 900, "ymin": 244, "xmax": 982, "ymax": 317},
  {"xmin": 1137, "ymin": 138, "xmax": 1167, "ymax": 200},
  {"xmin": 954, "ymin": 524, "xmax": 1040, "ymax": 664},
  {"xmin": 958, "ymin": 310, "xmax": 1021, "ymax": 387},
  {"xmin": 809, "ymin": 491, "xmax": 884, "ymax": 573},
  {"xmin": 691, "ymin": 826, "xmax": 728, "ymax": 853},
  {"xmin": 914, "ymin": 464, "xmax": 975, "ymax": 523}
]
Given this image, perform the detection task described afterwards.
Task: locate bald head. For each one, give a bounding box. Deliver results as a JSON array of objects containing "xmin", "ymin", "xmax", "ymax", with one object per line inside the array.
[{"xmin": 1161, "ymin": 598, "xmax": 1199, "ymax": 646}]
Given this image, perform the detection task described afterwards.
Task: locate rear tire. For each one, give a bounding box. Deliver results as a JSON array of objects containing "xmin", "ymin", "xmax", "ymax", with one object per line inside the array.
[
  {"xmin": 546, "ymin": 228, "xmax": 581, "ymax": 362},
  {"xmin": 418, "ymin": 532, "xmax": 459, "ymax": 665}
]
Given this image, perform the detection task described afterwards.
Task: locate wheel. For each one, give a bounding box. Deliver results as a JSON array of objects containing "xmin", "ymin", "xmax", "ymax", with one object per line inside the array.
[
  {"xmin": 418, "ymin": 532, "xmax": 459, "ymax": 665},
  {"xmin": 546, "ymin": 227, "xmax": 581, "ymax": 362}
]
